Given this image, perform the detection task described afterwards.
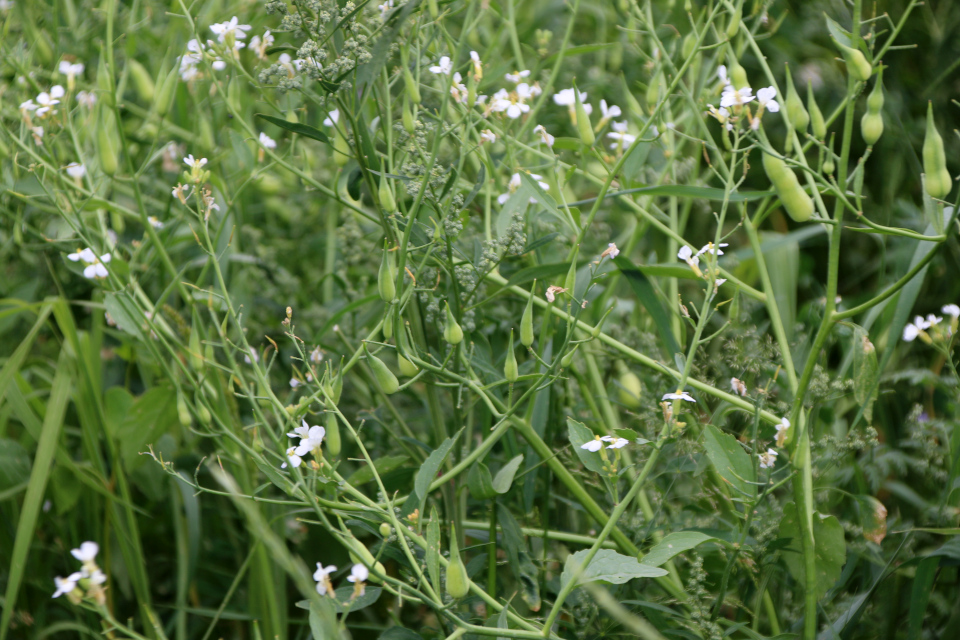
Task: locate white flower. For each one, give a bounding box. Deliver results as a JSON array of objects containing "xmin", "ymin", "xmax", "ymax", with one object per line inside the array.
[
  {"xmin": 756, "ymin": 86, "xmax": 779, "ymax": 112},
  {"xmin": 662, "ymin": 390, "xmax": 696, "ymax": 402},
  {"xmin": 83, "ymin": 258, "xmax": 110, "ymax": 280},
  {"xmin": 172, "ymin": 183, "xmax": 191, "ymax": 203},
  {"xmin": 581, "ymin": 436, "xmax": 604, "ymax": 452},
  {"xmin": 450, "ymin": 72, "xmax": 468, "ymax": 104},
  {"xmin": 67, "ymin": 248, "xmax": 96, "ymax": 263},
  {"xmin": 599, "ymin": 99, "xmax": 621, "ymax": 122},
  {"xmin": 259, "ymin": 132, "xmax": 277, "ymax": 149},
  {"xmin": 497, "ymin": 172, "xmax": 548, "ymax": 205},
  {"xmin": 601, "ymin": 243, "xmax": 620, "ymax": 259},
  {"xmin": 605, "ymin": 437, "xmax": 630, "ymax": 449},
  {"xmin": 290, "ymin": 377, "xmax": 302, "ymax": 388},
  {"xmin": 469, "ymin": 51, "xmax": 482, "ymax": 79},
  {"xmin": 545, "ymin": 285, "xmax": 567, "ymax": 303},
  {"xmin": 19, "ymin": 99, "xmax": 37, "ymax": 112},
  {"xmin": 533, "ymin": 124, "xmax": 555, "ymax": 147},
  {"xmin": 51, "ymin": 85, "xmax": 65, "ymax": 99},
  {"xmin": 59, "ymin": 60, "xmax": 85, "ymax": 77},
  {"xmin": 35, "ymin": 90, "xmax": 61, "ymax": 116},
  {"xmin": 183, "ymin": 154, "xmax": 207, "ymax": 170},
  {"xmin": 323, "ymin": 109, "xmax": 339, "ymax": 127},
  {"xmin": 480, "ymin": 129, "xmax": 496, "ymax": 144},
  {"xmin": 720, "ymin": 85, "xmax": 754, "ymax": 108},
  {"xmin": 607, "ymin": 121, "xmax": 636, "ymax": 149},
  {"xmin": 348, "ymin": 563, "xmax": 369, "ymax": 583},
  {"xmin": 714, "ymin": 278, "xmax": 727, "ymax": 288},
  {"xmin": 148, "ymin": 216, "xmax": 164, "ymax": 229},
  {"xmin": 903, "ymin": 315, "xmax": 932, "ymax": 342},
  {"xmin": 77, "ymin": 91, "xmax": 96, "ymax": 107},
  {"xmin": 378, "ymin": 0, "xmax": 393, "ymax": 18},
  {"xmin": 281, "ymin": 446, "xmax": 303, "ymax": 469},
  {"xmin": 730, "ymin": 377, "xmax": 747, "ymax": 396},
  {"xmin": 776, "ymin": 417, "xmax": 790, "ymax": 433},
  {"xmin": 717, "ymin": 65, "xmax": 731, "ymax": 86},
  {"xmin": 491, "ymin": 85, "xmax": 533, "ymax": 119},
  {"xmin": 758, "ymin": 448, "xmax": 778, "ymax": 469},
  {"xmin": 506, "ymin": 69, "xmax": 531, "ymax": 83},
  {"xmin": 706, "ymin": 104, "xmax": 732, "ymax": 130},
  {"xmin": 697, "ymin": 242, "xmax": 728, "ymax": 257},
  {"xmin": 249, "ymin": 31, "xmax": 274, "ymax": 59},
  {"xmin": 288, "ymin": 419, "xmax": 326, "ymax": 456},
  {"xmin": 942, "ymin": 304, "xmax": 960, "ymax": 319},
  {"xmin": 552, "ymin": 88, "xmax": 588, "ymax": 108},
  {"xmin": 313, "ymin": 563, "xmax": 337, "ymax": 595},
  {"xmin": 65, "ymin": 162, "xmax": 86, "ymax": 179},
  {"xmin": 927, "ymin": 313, "xmax": 943, "ymax": 327},
  {"xmin": 88, "ymin": 569, "xmax": 107, "ymax": 585},
  {"xmin": 52, "ymin": 573, "xmax": 83, "ymax": 598},
  {"xmin": 429, "ymin": 56, "xmax": 452, "ymax": 75},
  {"xmin": 244, "ymin": 347, "xmax": 260, "ymax": 364},
  {"xmin": 677, "ymin": 245, "xmax": 698, "ymax": 267},
  {"xmin": 71, "ymin": 541, "xmax": 99, "ymax": 563},
  {"xmin": 209, "ymin": 16, "xmax": 252, "ymax": 46}
]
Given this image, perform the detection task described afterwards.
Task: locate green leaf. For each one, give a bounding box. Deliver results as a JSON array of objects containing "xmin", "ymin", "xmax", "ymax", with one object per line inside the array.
[
  {"xmin": 824, "ymin": 14, "xmax": 853, "ymax": 48},
  {"xmin": 907, "ymin": 556, "xmax": 939, "ymax": 640},
  {"xmin": 467, "ymin": 462, "xmax": 497, "ymax": 500},
  {"xmin": 521, "ymin": 232, "xmax": 560, "ymax": 255},
  {"xmin": 380, "ymin": 627, "xmax": 424, "ymax": 640},
  {"xmin": 492, "ymin": 455, "xmax": 524, "ymax": 494},
  {"xmin": 426, "ymin": 507, "xmax": 441, "ymax": 592},
  {"xmin": 309, "ymin": 597, "xmax": 340, "ymax": 640},
  {"xmin": 346, "ymin": 455, "xmax": 409, "ymax": 486},
  {"xmin": 640, "ymin": 532, "xmax": 718, "ymax": 567},
  {"xmin": 702, "ymin": 424, "xmax": 756, "ymax": 499},
  {"xmin": 852, "ymin": 325, "xmax": 879, "ymax": 423},
  {"xmin": 567, "ymin": 418, "xmax": 606, "ymax": 474},
  {"xmin": 462, "ymin": 164, "xmax": 486, "ymax": 210},
  {"xmin": 853, "ymin": 494, "xmax": 887, "ymax": 544},
  {"xmin": 332, "ymin": 586, "xmax": 382, "ymax": 612},
  {"xmin": 415, "ymin": 430, "xmax": 461, "ymax": 517},
  {"xmin": 778, "ymin": 502, "xmax": 846, "ymax": 600},
  {"xmin": 761, "ymin": 231, "xmax": 799, "ymax": 343},
  {"xmin": 518, "ymin": 171, "xmax": 576, "ymax": 232},
  {"xmin": 104, "ymin": 291, "xmax": 145, "ymax": 339},
  {"xmin": 0, "ymin": 440, "xmax": 31, "ymax": 491},
  {"xmin": 561, "ymin": 549, "xmax": 668, "ymax": 589},
  {"xmin": 354, "ymin": 0, "xmax": 420, "ymax": 92},
  {"xmin": 505, "ymin": 263, "xmax": 568, "ymax": 288},
  {"xmin": 497, "ymin": 503, "xmax": 541, "ymax": 611},
  {"xmin": 255, "ymin": 113, "xmax": 330, "ymax": 145},
  {"xmin": 614, "ymin": 256, "xmax": 681, "ymax": 358}
]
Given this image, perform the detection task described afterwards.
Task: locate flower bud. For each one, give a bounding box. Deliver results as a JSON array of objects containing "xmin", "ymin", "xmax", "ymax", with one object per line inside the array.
[
  {"xmin": 574, "ymin": 87, "xmax": 595, "ymax": 146},
  {"xmin": 616, "ymin": 361, "xmax": 642, "ymax": 409},
  {"xmin": 443, "ymin": 301, "xmax": 463, "ymax": 345},
  {"xmin": 504, "ymin": 329, "xmax": 519, "ymax": 383},
  {"xmin": 807, "ymin": 81, "xmax": 826, "ymax": 140},
  {"xmin": 836, "ymin": 42, "xmax": 872, "ymax": 82},
  {"xmin": 923, "ymin": 101, "xmax": 952, "ymax": 199},
  {"xmin": 784, "ymin": 65, "xmax": 809, "ymax": 133},
  {"xmin": 445, "ymin": 524, "xmax": 470, "ymax": 599},
  {"xmin": 325, "ymin": 410, "xmax": 341, "ymax": 456},
  {"xmin": 520, "ymin": 281, "xmax": 536, "ymax": 347},
  {"xmin": 378, "ymin": 241, "xmax": 397, "ymax": 302},
  {"xmin": 188, "ymin": 326, "xmax": 203, "ymax": 371},
  {"xmin": 729, "ymin": 60, "xmax": 749, "ymax": 90},
  {"xmin": 365, "ymin": 345, "xmax": 399, "ymax": 394},
  {"xmin": 763, "ymin": 152, "xmax": 813, "ymax": 222}
]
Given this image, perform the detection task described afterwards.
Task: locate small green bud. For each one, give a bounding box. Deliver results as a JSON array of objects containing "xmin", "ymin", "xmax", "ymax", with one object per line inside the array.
[
  {"xmin": 325, "ymin": 411, "xmax": 341, "ymax": 456},
  {"xmin": 379, "ymin": 522, "xmax": 392, "ymax": 538},
  {"xmin": 645, "ymin": 71, "xmax": 661, "ymax": 111},
  {"xmin": 196, "ymin": 397, "xmax": 211, "ymax": 426},
  {"xmin": 378, "ymin": 241, "xmax": 397, "ymax": 302},
  {"xmin": 504, "ymin": 329, "xmax": 518, "ymax": 383},
  {"xmin": 365, "ymin": 345, "xmax": 400, "ymax": 394},
  {"xmin": 807, "ymin": 81, "xmax": 826, "ymax": 140},
  {"xmin": 763, "ymin": 152, "xmax": 814, "ymax": 222},
  {"xmin": 520, "ymin": 281, "xmax": 536, "ymax": 348},
  {"xmin": 923, "ymin": 102, "xmax": 952, "ymax": 199},
  {"xmin": 560, "ymin": 345, "xmax": 578, "ymax": 369},
  {"xmin": 445, "ymin": 524, "xmax": 470, "ymax": 599},
  {"xmin": 443, "ymin": 301, "xmax": 463, "ymax": 345},
  {"xmin": 836, "ymin": 42, "xmax": 872, "ymax": 82},
  {"xmin": 784, "ymin": 65, "xmax": 809, "ymax": 133},
  {"xmin": 574, "ymin": 86, "xmax": 595, "ymax": 146},
  {"xmin": 861, "ymin": 70, "xmax": 884, "ymax": 145}
]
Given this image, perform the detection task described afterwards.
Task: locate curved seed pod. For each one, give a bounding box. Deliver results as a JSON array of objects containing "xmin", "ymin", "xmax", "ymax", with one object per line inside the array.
[
  {"xmin": 378, "ymin": 241, "xmax": 396, "ymax": 302},
  {"xmin": 520, "ymin": 281, "xmax": 536, "ymax": 347},
  {"xmin": 574, "ymin": 86, "xmax": 595, "ymax": 146},
  {"xmin": 729, "ymin": 60, "xmax": 749, "ymax": 90},
  {"xmin": 504, "ymin": 329, "xmax": 519, "ymax": 383},
  {"xmin": 443, "ymin": 301, "xmax": 463, "ymax": 345},
  {"xmin": 366, "ymin": 345, "xmax": 400, "ymax": 394},
  {"xmin": 763, "ymin": 152, "xmax": 814, "ymax": 222},
  {"xmin": 398, "ymin": 353, "xmax": 418, "ymax": 377},
  {"xmin": 726, "ymin": 3, "xmax": 742, "ymax": 39},
  {"xmin": 324, "ymin": 410, "xmax": 341, "ymax": 457},
  {"xmin": 379, "ymin": 174, "xmax": 396, "ymax": 212},
  {"xmin": 560, "ymin": 344, "xmax": 578, "ymax": 368},
  {"xmin": 154, "ymin": 63, "xmax": 179, "ymax": 117},
  {"xmin": 97, "ymin": 109, "xmax": 119, "ymax": 176},
  {"xmin": 616, "ymin": 361, "xmax": 642, "ymax": 409},
  {"xmin": 923, "ymin": 102, "xmax": 952, "ymax": 199},
  {"xmin": 807, "ymin": 81, "xmax": 826, "ymax": 140},
  {"xmin": 127, "ymin": 59, "xmax": 155, "ymax": 103},
  {"xmin": 445, "ymin": 524, "xmax": 470, "ymax": 599},
  {"xmin": 836, "ymin": 42, "xmax": 872, "ymax": 82},
  {"xmin": 785, "ymin": 65, "xmax": 809, "ymax": 133}
]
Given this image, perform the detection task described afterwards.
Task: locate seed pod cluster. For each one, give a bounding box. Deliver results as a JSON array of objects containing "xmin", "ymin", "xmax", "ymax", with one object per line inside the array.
[
  {"xmin": 763, "ymin": 152, "xmax": 814, "ymax": 223},
  {"xmin": 860, "ymin": 68, "xmax": 884, "ymax": 145}
]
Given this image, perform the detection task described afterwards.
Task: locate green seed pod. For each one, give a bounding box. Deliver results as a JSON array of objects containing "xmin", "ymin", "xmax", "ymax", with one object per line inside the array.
[
  {"xmin": 443, "ymin": 301, "xmax": 463, "ymax": 345},
  {"xmin": 403, "ymin": 67, "xmax": 421, "ymax": 104},
  {"xmin": 504, "ymin": 329, "xmax": 519, "ymax": 383},
  {"xmin": 398, "ymin": 353, "xmax": 419, "ymax": 377},
  {"xmin": 823, "ymin": 133, "xmax": 836, "ymax": 175},
  {"xmin": 97, "ymin": 108, "xmax": 119, "ymax": 176},
  {"xmin": 681, "ymin": 33, "xmax": 697, "ymax": 60},
  {"xmin": 97, "ymin": 55, "xmax": 115, "ymax": 107},
  {"xmin": 322, "ymin": 359, "xmax": 344, "ymax": 405},
  {"xmin": 560, "ymin": 344, "xmax": 578, "ymax": 369},
  {"xmin": 866, "ymin": 67, "xmax": 885, "ymax": 113},
  {"xmin": 177, "ymin": 391, "xmax": 192, "ymax": 427},
  {"xmin": 564, "ymin": 245, "xmax": 579, "ymax": 294},
  {"xmin": 333, "ymin": 130, "xmax": 351, "ymax": 167},
  {"xmin": 198, "ymin": 116, "xmax": 215, "ymax": 151},
  {"xmin": 807, "ymin": 81, "xmax": 826, "ymax": 140},
  {"xmin": 645, "ymin": 71, "xmax": 660, "ymax": 111},
  {"xmin": 729, "ymin": 60, "xmax": 749, "ymax": 90},
  {"xmin": 378, "ymin": 241, "xmax": 396, "ymax": 302},
  {"xmin": 195, "ymin": 396, "xmax": 211, "ymax": 426},
  {"xmin": 726, "ymin": 3, "xmax": 742, "ymax": 39},
  {"xmin": 365, "ymin": 345, "xmax": 400, "ymax": 394},
  {"xmin": 763, "ymin": 152, "xmax": 814, "ymax": 222},
  {"xmin": 402, "ymin": 97, "xmax": 417, "ymax": 134},
  {"xmin": 861, "ymin": 72, "xmax": 884, "ymax": 145},
  {"xmin": 379, "ymin": 174, "xmax": 396, "ymax": 212},
  {"xmin": 154, "ymin": 63, "xmax": 179, "ymax": 117},
  {"xmin": 325, "ymin": 410, "xmax": 341, "ymax": 456},
  {"xmin": 574, "ymin": 87, "xmax": 595, "ymax": 146},
  {"xmin": 729, "ymin": 286, "xmax": 741, "ymax": 323},
  {"xmin": 784, "ymin": 65, "xmax": 809, "ymax": 133},
  {"xmin": 616, "ymin": 361, "xmax": 642, "ymax": 409},
  {"xmin": 520, "ymin": 281, "xmax": 536, "ymax": 348},
  {"xmin": 345, "ymin": 537, "xmax": 386, "ymax": 583},
  {"xmin": 127, "ymin": 59, "xmax": 155, "ymax": 103},
  {"xmin": 379, "ymin": 522, "xmax": 392, "ymax": 538},
  {"xmin": 445, "ymin": 524, "xmax": 470, "ymax": 600},
  {"xmin": 923, "ymin": 102, "xmax": 952, "ymax": 199},
  {"xmin": 188, "ymin": 326, "xmax": 203, "ymax": 371},
  {"xmin": 836, "ymin": 42, "xmax": 872, "ymax": 82},
  {"xmin": 382, "ymin": 308, "xmax": 394, "ymax": 340}
]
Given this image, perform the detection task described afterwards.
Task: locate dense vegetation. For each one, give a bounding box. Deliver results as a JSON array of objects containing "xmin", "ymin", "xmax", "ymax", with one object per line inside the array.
[{"xmin": 1, "ymin": 1, "xmax": 960, "ymax": 639}]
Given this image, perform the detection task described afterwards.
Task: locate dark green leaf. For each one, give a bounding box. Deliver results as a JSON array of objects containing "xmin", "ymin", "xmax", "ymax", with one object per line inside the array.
[
  {"xmin": 907, "ymin": 556, "xmax": 938, "ymax": 640},
  {"xmin": 521, "ymin": 232, "xmax": 560, "ymax": 255},
  {"xmin": 346, "ymin": 455, "xmax": 409, "ymax": 486},
  {"xmin": 562, "ymin": 549, "xmax": 668, "ymax": 589},
  {"xmin": 255, "ymin": 114, "xmax": 330, "ymax": 145},
  {"xmin": 415, "ymin": 430, "xmax": 461, "ymax": 517},
  {"xmin": 778, "ymin": 502, "xmax": 846, "ymax": 600},
  {"xmin": 702, "ymin": 424, "xmax": 756, "ymax": 499},
  {"xmin": 614, "ymin": 255, "xmax": 681, "ymax": 358},
  {"xmin": 640, "ymin": 532, "xmax": 717, "ymax": 567},
  {"xmin": 492, "ymin": 455, "xmax": 524, "ymax": 494},
  {"xmin": 497, "ymin": 503, "xmax": 541, "ymax": 611},
  {"xmin": 504, "ymin": 263, "xmax": 568, "ymax": 288}
]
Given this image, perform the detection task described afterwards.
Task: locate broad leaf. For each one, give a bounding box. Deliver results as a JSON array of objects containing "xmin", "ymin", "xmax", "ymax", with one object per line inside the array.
[
  {"xmin": 492, "ymin": 455, "xmax": 524, "ymax": 494},
  {"xmin": 414, "ymin": 430, "xmax": 461, "ymax": 517},
  {"xmin": 497, "ymin": 504, "xmax": 541, "ymax": 611},
  {"xmin": 778, "ymin": 502, "xmax": 846, "ymax": 599},
  {"xmin": 104, "ymin": 291, "xmax": 145, "ymax": 339},
  {"xmin": 702, "ymin": 424, "xmax": 756, "ymax": 499},
  {"xmin": 640, "ymin": 532, "xmax": 717, "ymax": 567},
  {"xmin": 561, "ymin": 549, "xmax": 667, "ymax": 589},
  {"xmin": 255, "ymin": 113, "xmax": 330, "ymax": 145},
  {"xmin": 567, "ymin": 418, "xmax": 606, "ymax": 474}
]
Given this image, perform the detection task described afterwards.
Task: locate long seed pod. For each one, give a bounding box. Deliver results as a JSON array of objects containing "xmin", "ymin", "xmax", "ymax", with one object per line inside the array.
[
  {"xmin": 807, "ymin": 81, "xmax": 826, "ymax": 140},
  {"xmin": 97, "ymin": 107, "xmax": 119, "ymax": 176},
  {"xmin": 379, "ymin": 174, "xmax": 396, "ymax": 212},
  {"xmin": 836, "ymin": 41, "xmax": 872, "ymax": 82},
  {"xmin": 520, "ymin": 281, "xmax": 536, "ymax": 347},
  {"xmin": 784, "ymin": 64, "xmax": 809, "ymax": 133},
  {"xmin": 616, "ymin": 360, "xmax": 642, "ymax": 409},
  {"xmin": 574, "ymin": 85, "xmax": 595, "ymax": 146},
  {"xmin": 504, "ymin": 329, "xmax": 519, "ymax": 383},
  {"xmin": 763, "ymin": 152, "xmax": 814, "ymax": 222},
  {"xmin": 378, "ymin": 241, "xmax": 396, "ymax": 302},
  {"xmin": 324, "ymin": 410, "xmax": 341, "ymax": 457},
  {"xmin": 154, "ymin": 63, "xmax": 179, "ymax": 117},
  {"xmin": 923, "ymin": 102, "xmax": 952, "ymax": 199},
  {"xmin": 443, "ymin": 301, "xmax": 464, "ymax": 345},
  {"xmin": 127, "ymin": 59, "xmax": 156, "ymax": 103},
  {"xmin": 365, "ymin": 345, "xmax": 399, "ymax": 394},
  {"xmin": 445, "ymin": 524, "xmax": 470, "ymax": 599}
]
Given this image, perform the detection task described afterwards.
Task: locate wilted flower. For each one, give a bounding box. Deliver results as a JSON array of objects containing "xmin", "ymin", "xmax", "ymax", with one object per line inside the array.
[
  {"xmin": 469, "ymin": 50, "xmax": 482, "ymax": 80},
  {"xmin": 730, "ymin": 377, "xmax": 747, "ymax": 396},
  {"xmin": 249, "ymin": 31, "xmax": 274, "ymax": 60},
  {"xmin": 775, "ymin": 417, "xmax": 790, "ymax": 447},
  {"xmin": 65, "ymin": 163, "xmax": 86, "ymax": 179},
  {"xmin": 677, "ymin": 245, "xmax": 703, "ymax": 277},
  {"xmin": 545, "ymin": 285, "xmax": 567, "ymax": 303},
  {"xmin": 348, "ymin": 563, "xmax": 369, "ymax": 597},
  {"xmin": 76, "ymin": 91, "xmax": 97, "ymax": 108},
  {"xmin": 450, "ymin": 72, "xmax": 468, "ymax": 104},
  {"xmin": 533, "ymin": 124, "xmax": 555, "ymax": 147},
  {"xmin": 480, "ymin": 129, "xmax": 496, "ymax": 144},
  {"xmin": 148, "ymin": 216, "xmax": 164, "ymax": 229},
  {"xmin": 600, "ymin": 243, "xmax": 620, "ymax": 259},
  {"xmin": 172, "ymin": 183, "xmax": 191, "ymax": 204}
]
